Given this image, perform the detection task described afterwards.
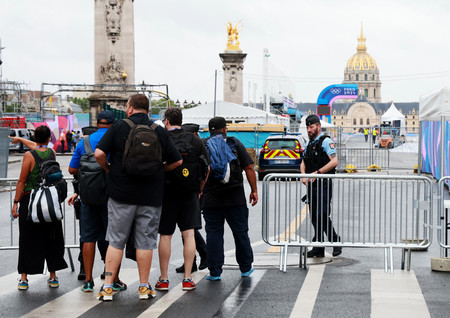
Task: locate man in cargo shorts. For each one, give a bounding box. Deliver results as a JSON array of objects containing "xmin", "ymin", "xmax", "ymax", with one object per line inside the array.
[{"xmin": 94, "ymin": 94, "xmax": 182, "ymax": 301}]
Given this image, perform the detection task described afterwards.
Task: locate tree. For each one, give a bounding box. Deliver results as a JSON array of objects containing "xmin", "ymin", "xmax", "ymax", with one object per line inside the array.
[{"xmin": 71, "ymin": 97, "xmax": 90, "ymax": 112}]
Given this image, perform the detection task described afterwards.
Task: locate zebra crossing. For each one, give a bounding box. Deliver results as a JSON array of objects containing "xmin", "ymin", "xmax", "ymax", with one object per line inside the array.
[{"xmin": 0, "ymin": 263, "xmax": 433, "ymax": 318}]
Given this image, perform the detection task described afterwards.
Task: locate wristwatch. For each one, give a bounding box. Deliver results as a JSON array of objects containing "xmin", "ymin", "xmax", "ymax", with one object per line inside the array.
[{"xmin": 14, "ymin": 200, "xmax": 20, "ymax": 204}]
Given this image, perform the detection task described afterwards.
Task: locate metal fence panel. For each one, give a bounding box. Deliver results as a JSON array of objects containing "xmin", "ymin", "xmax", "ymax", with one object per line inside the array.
[
  {"xmin": 0, "ymin": 128, "xmax": 10, "ymax": 178},
  {"xmin": 437, "ymin": 176, "xmax": 450, "ymax": 255},
  {"xmin": 0, "ymin": 177, "xmax": 78, "ymax": 271},
  {"xmin": 337, "ymin": 148, "xmax": 390, "ymax": 171},
  {"xmin": 262, "ymin": 173, "xmax": 433, "ymax": 272}
]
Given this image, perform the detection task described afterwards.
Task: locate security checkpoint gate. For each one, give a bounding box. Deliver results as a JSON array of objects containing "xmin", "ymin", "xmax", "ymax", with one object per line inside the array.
[{"xmin": 262, "ymin": 174, "xmax": 433, "ymax": 273}]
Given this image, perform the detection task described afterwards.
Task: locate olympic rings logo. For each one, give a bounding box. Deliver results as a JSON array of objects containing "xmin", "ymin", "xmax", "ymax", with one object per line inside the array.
[{"xmin": 330, "ymin": 88, "xmax": 341, "ymax": 94}]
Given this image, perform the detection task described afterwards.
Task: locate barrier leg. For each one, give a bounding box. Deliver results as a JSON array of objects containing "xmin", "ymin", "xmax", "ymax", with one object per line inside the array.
[
  {"xmin": 407, "ymin": 248, "xmax": 411, "ymax": 271},
  {"xmin": 299, "ymin": 247, "xmax": 303, "ymax": 269},
  {"xmin": 279, "ymin": 246, "xmax": 284, "ymax": 271},
  {"xmin": 283, "ymin": 244, "xmax": 288, "ymax": 272},
  {"xmin": 67, "ymin": 247, "xmax": 75, "ymax": 272},
  {"xmin": 390, "ymin": 247, "xmax": 394, "ymax": 274},
  {"xmin": 401, "ymin": 248, "xmax": 405, "ymax": 270},
  {"xmin": 384, "ymin": 248, "xmax": 388, "ymax": 273}
]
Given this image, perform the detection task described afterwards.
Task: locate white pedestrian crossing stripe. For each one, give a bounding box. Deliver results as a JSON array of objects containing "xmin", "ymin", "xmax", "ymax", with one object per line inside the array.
[
  {"xmin": 371, "ymin": 269, "xmax": 431, "ymax": 318},
  {"xmin": 138, "ymin": 271, "xmax": 207, "ymax": 318},
  {"xmin": 0, "ymin": 272, "xmax": 46, "ymax": 297},
  {"xmin": 22, "ymin": 268, "xmax": 140, "ymax": 317}
]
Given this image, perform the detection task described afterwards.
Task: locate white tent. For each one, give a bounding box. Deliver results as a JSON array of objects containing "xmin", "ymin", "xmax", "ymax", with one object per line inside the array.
[
  {"xmin": 380, "ymin": 102, "xmax": 406, "ymax": 135},
  {"xmin": 419, "ymin": 85, "xmax": 450, "ymax": 121},
  {"xmin": 181, "ymin": 100, "xmax": 290, "ymax": 127}
]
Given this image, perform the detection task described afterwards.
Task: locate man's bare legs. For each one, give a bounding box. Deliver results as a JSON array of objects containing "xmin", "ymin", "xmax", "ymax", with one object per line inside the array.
[{"xmin": 181, "ymin": 229, "xmax": 196, "ymax": 279}]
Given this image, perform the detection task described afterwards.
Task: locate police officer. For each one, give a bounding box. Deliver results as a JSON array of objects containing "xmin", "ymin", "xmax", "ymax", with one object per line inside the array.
[{"xmin": 300, "ymin": 115, "xmax": 342, "ymax": 258}]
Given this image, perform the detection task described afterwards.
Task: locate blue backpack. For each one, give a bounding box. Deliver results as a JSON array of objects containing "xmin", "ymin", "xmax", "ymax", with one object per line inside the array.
[{"xmin": 206, "ymin": 135, "xmax": 242, "ymax": 188}]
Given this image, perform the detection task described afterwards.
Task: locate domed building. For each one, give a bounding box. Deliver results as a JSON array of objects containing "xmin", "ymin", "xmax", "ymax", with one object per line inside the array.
[
  {"xmin": 342, "ymin": 25, "xmax": 381, "ymax": 102},
  {"xmin": 294, "ymin": 25, "xmax": 419, "ymax": 133}
]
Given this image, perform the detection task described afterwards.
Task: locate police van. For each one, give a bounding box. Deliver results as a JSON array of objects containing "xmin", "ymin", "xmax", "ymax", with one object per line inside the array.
[{"xmin": 257, "ymin": 134, "xmax": 304, "ymax": 181}]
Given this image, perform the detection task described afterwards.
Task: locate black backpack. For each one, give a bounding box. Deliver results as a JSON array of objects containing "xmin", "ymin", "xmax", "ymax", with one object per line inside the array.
[
  {"xmin": 166, "ymin": 131, "xmax": 204, "ymax": 192},
  {"xmin": 30, "ymin": 150, "xmax": 67, "ymax": 203},
  {"xmin": 122, "ymin": 119, "xmax": 162, "ymax": 179},
  {"xmin": 78, "ymin": 136, "xmax": 108, "ymax": 205}
]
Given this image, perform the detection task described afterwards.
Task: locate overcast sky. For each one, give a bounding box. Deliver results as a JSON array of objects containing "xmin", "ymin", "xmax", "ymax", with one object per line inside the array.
[{"xmin": 1, "ymin": 0, "xmax": 450, "ymax": 104}]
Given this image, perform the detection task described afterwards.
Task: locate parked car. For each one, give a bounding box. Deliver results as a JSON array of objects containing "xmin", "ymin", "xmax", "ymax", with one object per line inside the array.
[
  {"xmin": 257, "ymin": 134, "xmax": 305, "ymax": 181},
  {"xmin": 9, "ymin": 128, "xmax": 32, "ymax": 152}
]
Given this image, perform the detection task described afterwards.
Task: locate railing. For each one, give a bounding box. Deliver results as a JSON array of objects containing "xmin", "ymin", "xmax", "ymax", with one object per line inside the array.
[
  {"xmin": 336, "ymin": 147, "xmax": 390, "ymax": 171},
  {"xmin": 0, "ymin": 177, "xmax": 78, "ymax": 271},
  {"xmin": 437, "ymin": 177, "xmax": 450, "ymax": 257},
  {"xmin": 262, "ymin": 174, "xmax": 433, "ymax": 273}
]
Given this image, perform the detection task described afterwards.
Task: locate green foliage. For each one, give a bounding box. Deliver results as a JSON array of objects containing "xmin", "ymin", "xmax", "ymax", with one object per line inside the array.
[{"xmin": 71, "ymin": 97, "xmax": 90, "ymax": 112}]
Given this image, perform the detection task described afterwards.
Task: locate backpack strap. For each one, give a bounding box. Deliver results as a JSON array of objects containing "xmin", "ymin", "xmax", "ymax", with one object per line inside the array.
[
  {"xmin": 82, "ymin": 136, "xmax": 93, "ymax": 154},
  {"xmin": 30, "ymin": 150, "xmax": 43, "ymax": 166},
  {"xmin": 123, "ymin": 118, "xmax": 136, "ymax": 129}
]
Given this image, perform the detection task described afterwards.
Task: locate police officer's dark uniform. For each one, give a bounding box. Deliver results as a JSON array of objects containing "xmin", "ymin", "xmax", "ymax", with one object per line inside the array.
[{"xmin": 301, "ymin": 115, "xmax": 342, "ymax": 258}]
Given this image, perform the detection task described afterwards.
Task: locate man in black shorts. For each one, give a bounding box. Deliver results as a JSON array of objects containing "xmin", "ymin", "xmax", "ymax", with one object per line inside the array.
[{"xmin": 155, "ymin": 108, "xmax": 210, "ymax": 291}]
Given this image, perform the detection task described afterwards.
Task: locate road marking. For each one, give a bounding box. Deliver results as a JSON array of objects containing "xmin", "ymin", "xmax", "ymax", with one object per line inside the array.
[
  {"xmin": 290, "ymin": 264, "xmax": 325, "ymax": 318},
  {"xmin": 1, "ymin": 272, "xmax": 46, "ymax": 297},
  {"xmin": 22, "ymin": 268, "xmax": 140, "ymax": 317},
  {"xmin": 371, "ymin": 269, "xmax": 430, "ymax": 318},
  {"xmin": 267, "ymin": 206, "xmax": 308, "ymax": 253},
  {"xmin": 138, "ymin": 271, "xmax": 207, "ymax": 318},
  {"xmin": 212, "ymin": 269, "xmax": 265, "ymax": 318}
]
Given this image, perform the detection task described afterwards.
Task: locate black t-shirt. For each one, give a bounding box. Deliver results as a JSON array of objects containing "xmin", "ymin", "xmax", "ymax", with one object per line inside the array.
[
  {"xmin": 200, "ymin": 132, "xmax": 253, "ymax": 209},
  {"xmin": 96, "ymin": 113, "xmax": 181, "ymax": 206}
]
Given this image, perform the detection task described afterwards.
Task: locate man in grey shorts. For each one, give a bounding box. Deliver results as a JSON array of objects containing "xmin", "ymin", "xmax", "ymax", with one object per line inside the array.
[{"xmin": 94, "ymin": 94, "xmax": 182, "ymax": 301}]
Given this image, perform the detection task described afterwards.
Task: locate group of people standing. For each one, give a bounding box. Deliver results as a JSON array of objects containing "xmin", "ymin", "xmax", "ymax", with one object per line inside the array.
[
  {"xmin": 10, "ymin": 94, "xmax": 258, "ymax": 301},
  {"xmin": 10, "ymin": 98, "xmax": 342, "ymax": 301}
]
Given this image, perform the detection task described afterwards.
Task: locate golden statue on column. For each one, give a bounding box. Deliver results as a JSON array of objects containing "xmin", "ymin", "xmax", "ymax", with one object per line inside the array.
[{"xmin": 225, "ymin": 21, "xmax": 242, "ymax": 51}]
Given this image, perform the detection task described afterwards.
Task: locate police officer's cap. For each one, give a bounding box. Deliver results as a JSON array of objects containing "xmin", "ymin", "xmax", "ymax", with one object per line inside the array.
[{"xmin": 305, "ymin": 115, "xmax": 320, "ymax": 126}]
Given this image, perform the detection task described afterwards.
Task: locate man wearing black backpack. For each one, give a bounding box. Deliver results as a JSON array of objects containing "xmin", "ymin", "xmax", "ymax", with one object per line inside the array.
[
  {"xmin": 155, "ymin": 108, "xmax": 210, "ymax": 292},
  {"xmin": 68, "ymin": 110, "xmax": 124, "ymax": 293},
  {"xmin": 94, "ymin": 94, "xmax": 182, "ymax": 301},
  {"xmin": 202, "ymin": 116, "xmax": 258, "ymax": 281}
]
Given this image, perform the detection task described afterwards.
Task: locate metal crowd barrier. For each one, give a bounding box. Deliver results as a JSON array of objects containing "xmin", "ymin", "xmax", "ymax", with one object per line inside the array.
[
  {"xmin": 337, "ymin": 147, "xmax": 390, "ymax": 171},
  {"xmin": 262, "ymin": 174, "xmax": 433, "ymax": 273},
  {"xmin": 437, "ymin": 177, "xmax": 450, "ymax": 257},
  {"xmin": 0, "ymin": 177, "xmax": 79, "ymax": 272}
]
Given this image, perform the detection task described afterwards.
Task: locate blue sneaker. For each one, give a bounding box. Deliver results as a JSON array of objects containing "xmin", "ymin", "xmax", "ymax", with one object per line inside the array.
[
  {"xmin": 48, "ymin": 277, "xmax": 59, "ymax": 288},
  {"xmin": 18, "ymin": 279, "xmax": 29, "ymax": 290},
  {"xmin": 206, "ymin": 275, "xmax": 221, "ymax": 281},
  {"xmin": 112, "ymin": 280, "xmax": 127, "ymax": 291},
  {"xmin": 241, "ymin": 268, "xmax": 254, "ymax": 277},
  {"xmin": 81, "ymin": 280, "xmax": 94, "ymax": 292}
]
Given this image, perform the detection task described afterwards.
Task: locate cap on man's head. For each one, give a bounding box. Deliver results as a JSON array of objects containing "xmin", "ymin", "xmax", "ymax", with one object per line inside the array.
[
  {"xmin": 97, "ymin": 110, "xmax": 116, "ymax": 124},
  {"xmin": 208, "ymin": 117, "xmax": 227, "ymax": 131},
  {"xmin": 182, "ymin": 123, "xmax": 200, "ymax": 133},
  {"xmin": 305, "ymin": 115, "xmax": 320, "ymax": 126}
]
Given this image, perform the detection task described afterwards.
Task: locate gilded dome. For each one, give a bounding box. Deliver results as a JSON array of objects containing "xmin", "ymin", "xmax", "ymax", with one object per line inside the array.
[{"xmin": 346, "ymin": 26, "xmax": 378, "ymax": 71}]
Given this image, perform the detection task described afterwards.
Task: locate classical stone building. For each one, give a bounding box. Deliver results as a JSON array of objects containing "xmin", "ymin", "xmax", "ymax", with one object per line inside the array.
[
  {"xmin": 296, "ymin": 26, "xmax": 419, "ymax": 133},
  {"xmin": 342, "ymin": 25, "xmax": 381, "ymax": 102}
]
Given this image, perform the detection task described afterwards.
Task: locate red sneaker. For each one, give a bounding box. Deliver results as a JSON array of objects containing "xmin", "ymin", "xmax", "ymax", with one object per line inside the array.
[
  {"xmin": 182, "ymin": 278, "xmax": 196, "ymax": 291},
  {"xmin": 155, "ymin": 278, "xmax": 169, "ymax": 291}
]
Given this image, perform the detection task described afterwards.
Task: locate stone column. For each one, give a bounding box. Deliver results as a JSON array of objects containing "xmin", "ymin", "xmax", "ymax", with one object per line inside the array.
[
  {"xmin": 90, "ymin": 0, "xmax": 135, "ymax": 125},
  {"xmin": 220, "ymin": 51, "xmax": 247, "ymax": 105}
]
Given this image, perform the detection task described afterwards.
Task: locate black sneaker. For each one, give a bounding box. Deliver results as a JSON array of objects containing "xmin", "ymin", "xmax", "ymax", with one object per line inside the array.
[
  {"xmin": 175, "ymin": 262, "xmax": 198, "ymax": 273},
  {"xmin": 307, "ymin": 248, "xmax": 325, "ymax": 258},
  {"xmin": 77, "ymin": 266, "xmax": 86, "ymax": 281},
  {"xmin": 198, "ymin": 258, "xmax": 207, "ymax": 270},
  {"xmin": 332, "ymin": 246, "xmax": 342, "ymax": 257}
]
